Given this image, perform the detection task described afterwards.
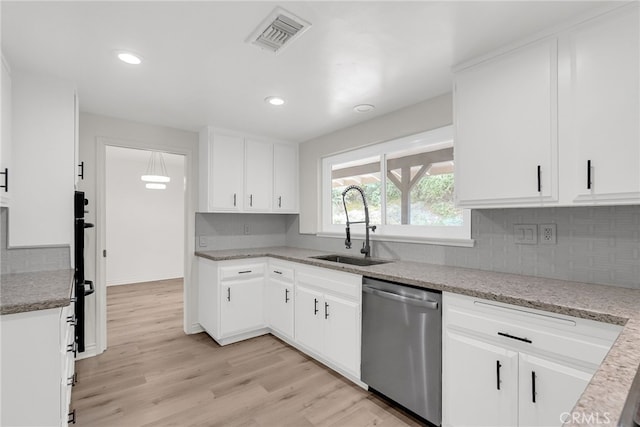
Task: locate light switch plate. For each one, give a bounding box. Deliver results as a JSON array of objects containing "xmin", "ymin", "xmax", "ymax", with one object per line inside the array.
[
  {"xmin": 198, "ymin": 236, "xmax": 207, "ymax": 247},
  {"xmin": 514, "ymin": 224, "xmax": 538, "ymax": 245}
]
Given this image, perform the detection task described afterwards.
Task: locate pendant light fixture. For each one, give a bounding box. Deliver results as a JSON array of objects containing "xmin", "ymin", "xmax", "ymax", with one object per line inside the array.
[{"xmin": 141, "ymin": 151, "xmax": 170, "ymax": 189}]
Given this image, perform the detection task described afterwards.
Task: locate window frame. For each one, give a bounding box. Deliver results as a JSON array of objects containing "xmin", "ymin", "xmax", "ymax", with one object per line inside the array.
[{"xmin": 320, "ymin": 126, "xmax": 473, "ymax": 247}]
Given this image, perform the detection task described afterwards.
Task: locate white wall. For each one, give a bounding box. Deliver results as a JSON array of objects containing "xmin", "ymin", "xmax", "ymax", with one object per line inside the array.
[
  {"xmin": 298, "ymin": 93, "xmax": 453, "ymax": 234},
  {"xmin": 78, "ymin": 112, "xmax": 198, "ymax": 357},
  {"xmin": 105, "ymin": 146, "xmax": 184, "ymax": 285}
]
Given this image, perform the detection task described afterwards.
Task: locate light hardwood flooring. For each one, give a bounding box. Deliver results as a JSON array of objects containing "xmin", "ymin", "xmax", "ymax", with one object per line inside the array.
[{"xmin": 72, "ymin": 279, "xmax": 423, "ymax": 427}]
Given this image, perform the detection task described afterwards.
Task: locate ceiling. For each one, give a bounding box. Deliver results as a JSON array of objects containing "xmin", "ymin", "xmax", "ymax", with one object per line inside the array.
[{"xmin": 1, "ymin": 1, "xmax": 617, "ymax": 143}]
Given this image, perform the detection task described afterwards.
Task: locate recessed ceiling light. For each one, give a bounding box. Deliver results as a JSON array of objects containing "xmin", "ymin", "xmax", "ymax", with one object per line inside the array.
[
  {"xmin": 116, "ymin": 51, "xmax": 143, "ymax": 65},
  {"xmin": 353, "ymin": 104, "xmax": 375, "ymax": 113},
  {"xmin": 265, "ymin": 96, "xmax": 285, "ymax": 106}
]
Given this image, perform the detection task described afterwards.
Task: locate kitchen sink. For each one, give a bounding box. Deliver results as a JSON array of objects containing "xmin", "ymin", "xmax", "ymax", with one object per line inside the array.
[{"xmin": 310, "ymin": 254, "xmax": 391, "ymax": 267}]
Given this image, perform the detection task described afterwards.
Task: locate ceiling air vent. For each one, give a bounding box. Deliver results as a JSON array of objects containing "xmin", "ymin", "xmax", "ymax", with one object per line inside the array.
[{"xmin": 247, "ymin": 7, "xmax": 311, "ymax": 54}]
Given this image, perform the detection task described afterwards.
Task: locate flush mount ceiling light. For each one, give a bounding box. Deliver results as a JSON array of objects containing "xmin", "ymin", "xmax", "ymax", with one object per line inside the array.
[
  {"xmin": 116, "ymin": 51, "xmax": 143, "ymax": 65},
  {"xmin": 265, "ymin": 96, "xmax": 285, "ymax": 106},
  {"xmin": 141, "ymin": 151, "xmax": 170, "ymax": 187},
  {"xmin": 353, "ymin": 104, "xmax": 375, "ymax": 113}
]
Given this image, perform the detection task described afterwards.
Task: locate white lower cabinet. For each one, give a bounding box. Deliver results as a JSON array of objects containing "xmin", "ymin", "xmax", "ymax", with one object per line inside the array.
[
  {"xmin": 444, "ymin": 330, "xmax": 519, "ymax": 427},
  {"xmin": 1, "ymin": 302, "xmax": 75, "ymax": 427},
  {"xmin": 295, "ymin": 266, "xmax": 361, "ymax": 378},
  {"xmin": 265, "ymin": 262, "xmax": 295, "ymax": 340},
  {"xmin": 197, "ymin": 257, "xmax": 362, "ymax": 382},
  {"xmin": 197, "ymin": 258, "xmax": 267, "ymax": 345},
  {"xmin": 442, "ymin": 292, "xmax": 622, "ymax": 427},
  {"xmin": 517, "ymin": 353, "xmax": 592, "ymax": 427}
]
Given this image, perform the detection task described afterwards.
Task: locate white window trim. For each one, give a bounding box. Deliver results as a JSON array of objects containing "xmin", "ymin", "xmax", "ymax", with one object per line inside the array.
[{"xmin": 320, "ymin": 126, "xmax": 474, "ymax": 247}]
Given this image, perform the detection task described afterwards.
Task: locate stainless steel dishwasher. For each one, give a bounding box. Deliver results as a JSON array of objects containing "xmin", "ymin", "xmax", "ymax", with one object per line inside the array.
[{"xmin": 361, "ymin": 277, "xmax": 442, "ymax": 426}]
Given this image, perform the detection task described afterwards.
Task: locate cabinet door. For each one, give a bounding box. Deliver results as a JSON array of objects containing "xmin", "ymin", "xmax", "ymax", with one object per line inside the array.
[
  {"xmin": 323, "ymin": 294, "xmax": 360, "ymax": 376},
  {"xmin": 1, "ymin": 58, "xmax": 11, "ymax": 206},
  {"xmin": 197, "ymin": 258, "xmax": 219, "ymax": 336},
  {"xmin": 220, "ymin": 277, "xmax": 264, "ymax": 337},
  {"xmin": 244, "ymin": 139, "xmax": 273, "ymax": 211},
  {"xmin": 265, "ymin": 279, "xmax": 293, "ymax": 339},
  {"xmin": 560, "ymin": 5, "xmax": 640, "ymax": 204},
  {"xmin": 10, "ymin": 72, "xmax": 75, "ymax": 246},
  {"xmin": 210, "ymin": 133, "xmax": 244, "ymax": 211},
  {"xmin": 454, "ymin": 39, "xmax": 558, "ymax": 207},
  {"xmin": 518, "ymin": 353, "xmax": 592, "ymax": 427},
  {"xmin": 443, "ymin": 330, "xmax": 518, "ymax": 427},
  {"xmin": 273, "ymin": 143, "xmax": 298, "ymax": 212},
  {"xmin": 294, "ymin": 285, "xmax": 324, "ymax": 355}
]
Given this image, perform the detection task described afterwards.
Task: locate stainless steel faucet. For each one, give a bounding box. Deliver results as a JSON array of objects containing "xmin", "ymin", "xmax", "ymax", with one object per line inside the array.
[{"xmin": 341, "ymin": 185, "xmax": 377, "ymax": 257}]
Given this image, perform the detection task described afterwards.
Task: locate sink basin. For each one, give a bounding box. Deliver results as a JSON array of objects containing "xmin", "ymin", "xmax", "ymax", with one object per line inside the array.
[{"xmin": 310, "ymin": 254, "xmax": 391, "ymax": 267}]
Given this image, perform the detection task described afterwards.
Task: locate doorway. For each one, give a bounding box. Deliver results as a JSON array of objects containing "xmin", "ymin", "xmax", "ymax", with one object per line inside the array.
[
  {"xmin": 105, "ymin": 146, "xmax": 185, "ymax": 286},
  {"xmin": 95, "ymin": 137, "xmax": 198, "ymax": 356}
]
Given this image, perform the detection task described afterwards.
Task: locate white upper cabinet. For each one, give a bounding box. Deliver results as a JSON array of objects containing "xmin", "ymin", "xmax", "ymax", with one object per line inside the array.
[
  {"xmin": 199, "ymin": 127, "xmax": 298, "ymax": 213},
  {"xmin": 455, "ymin": 38, "xmax": 558, "ymax": 207},
  {"xmin": 558, "ymin": 5, "xmax": 640, "ymax": 205},
  {"xmin": 1, "ymin": 56, "xmax": 12, "ymax": 207},
  {"xmin": 9, "ymin": 71, "xmax": 75, "ymax": 247},
  {"xmin": 273, "ymin": 143, "xmax": 298, "ymax": 212},
  {"xmin": 244, "ymin": 139, "xmax": 273, "ymax": 211},
  {"xmin": 200, "ymin": 130, "xmax": 244, "ymax": 211},
  {"xmin": 454, "ymin": 3, "xmax": 639, "ymax": 208}
]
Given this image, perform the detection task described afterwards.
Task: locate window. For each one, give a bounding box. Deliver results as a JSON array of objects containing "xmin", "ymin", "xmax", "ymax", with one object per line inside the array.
[{"xmin": 321, "ymin": 126, "xmax": 472, "ymax": 245}]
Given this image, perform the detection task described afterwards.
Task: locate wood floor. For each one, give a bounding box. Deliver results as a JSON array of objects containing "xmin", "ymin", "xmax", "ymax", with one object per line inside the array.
[{"xmin": 72, "ymin": 279, "xmax": 423, "ymax": 427}]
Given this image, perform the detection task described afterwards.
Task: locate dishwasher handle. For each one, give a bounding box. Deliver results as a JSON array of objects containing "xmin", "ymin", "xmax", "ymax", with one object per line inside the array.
[{"xmin": 363, "ymin": 285, "xmax": 439, "ymax": 310}]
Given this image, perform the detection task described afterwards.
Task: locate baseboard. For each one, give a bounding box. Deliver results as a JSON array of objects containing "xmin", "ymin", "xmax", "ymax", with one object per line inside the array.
[
  {"xmin": 188, "ymin": 322, "xmax": 205, "ymax": 334},
  {"xmin": 76, "ymin": 343, "xmax": 98, "ymax": 360}
]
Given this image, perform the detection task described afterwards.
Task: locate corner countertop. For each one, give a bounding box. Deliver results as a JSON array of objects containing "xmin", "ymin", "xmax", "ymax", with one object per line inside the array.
[
  {"xmin": 195, "ymin": 246, "xmax": 640, "ymax": 427},
  {"xmin": 0, "ymin": 269, "xmax": 74, "ymax": 315}
]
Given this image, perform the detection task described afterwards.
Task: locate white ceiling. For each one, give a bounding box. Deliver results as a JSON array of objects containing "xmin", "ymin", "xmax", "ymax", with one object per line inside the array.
[{"xmin": 1, "ymin": 1, "xmax": 617, "ymax": 143}]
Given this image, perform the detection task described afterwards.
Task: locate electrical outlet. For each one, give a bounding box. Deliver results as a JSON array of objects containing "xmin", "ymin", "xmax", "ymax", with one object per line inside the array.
[
  {"xmin": 514, "ymin": 224, "xmax": 538, "ymax": 245},
  {"xmin": 540, "ymin": 224, "xmax": 557, "ymax": 245},
  {"xmin": 198, "ymin": 236, "xmax": 207, "ymax": 248},
  {"xmin": 244, "ymin": 224, "xmax": 250, "ymax": 235}
]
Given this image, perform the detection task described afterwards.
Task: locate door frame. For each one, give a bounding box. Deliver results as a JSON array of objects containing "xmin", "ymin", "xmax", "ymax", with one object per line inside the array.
[{"xmin": 95, "ymin": 136, "xmax": 200, "ymax": 354}]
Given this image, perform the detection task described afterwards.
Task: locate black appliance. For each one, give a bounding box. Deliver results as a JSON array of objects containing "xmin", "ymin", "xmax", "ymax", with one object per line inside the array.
[{"xmin": 74, "ymin": 191, "xmax": 95, "ymax": 353}]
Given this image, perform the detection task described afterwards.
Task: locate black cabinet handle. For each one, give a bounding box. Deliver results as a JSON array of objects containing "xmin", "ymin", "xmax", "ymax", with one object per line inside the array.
[
  {"xmin": 238, "ymin": 270, "xmax": 252, "ymax": 274},
  {"xmin": 587, "ymin": 160, "xmax": 592, "ymax": 190},
  {"xmin": 278, "ymin": 196, "xmax": 282, "ymax": 208},
  {"xmin": 78, "ymin": 161, "xmax": 84, "ymax": 180},
  {"xmin": 537, "ymin": 165, "xmax": 541, "ymax": 192},
  {"xmin": 67, "ymin": 342, "xmax": 77, "ymax": 357},
  {"xmin": 249, "ymin": 194, "xmax": 253, "ymax": 207},
  {"xmin": 496, "ymin": 360, "xmax": 502, "ymax": 390},
  {"xmin": 313, "ymin": 298, "xmax": 319, "ymax": 315},
  {"xmin": 0, "ymin": 167, "xmax": 8, "ymax": 192},
  {"xmin": 68, "ymin": 409, "xmax": 76, "ymax": 424},
  {"xmin": 285, "ymin": 288, "xmax": 290, "ymax": 303},
  {"xmin": 233, "ymin": 193, "xmax": 237, "ymax": 207},
  {"xmin": 532, "ymin": 371, "xmax": 537, "ymax": 403},
  {"xmin": 324, "ymin": 302, "xmax": 329, "ymax": 319},
  {"xmin": 227, "ymin": 287, "xmax": 231, "ymax": 302},
  {"xmin": 273, "ymin": 270, "xmax": 282, "ymax": 275},
  {"xmin": 498, "ymin": 331, "xmax": 532, "ymax": 344}
]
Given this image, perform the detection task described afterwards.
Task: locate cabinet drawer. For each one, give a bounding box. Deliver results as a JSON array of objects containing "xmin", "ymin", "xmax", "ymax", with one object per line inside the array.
[
  {"xmin": 296, "ymin": 266, "xmax": 361, "ymax": 300},
  {"xmin": 220, "ymin": 263, "xmax": 265, "ymax": 280},
  {"xmin": 269, "ymin": 263, "xmax": 294, "ymax": 282},
  {"xmin": 444, "ymin": 293, "xmax": 621, "ymax": 367}
]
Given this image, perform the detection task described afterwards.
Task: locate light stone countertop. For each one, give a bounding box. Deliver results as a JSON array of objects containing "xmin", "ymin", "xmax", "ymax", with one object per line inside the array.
[
  {"xmin": 0, "ymin": 269, "xmax": 74, "ymax": 315},
  {"xmin": 195, "ymin": 246, "xmax": 640, "ymax": 427}
]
